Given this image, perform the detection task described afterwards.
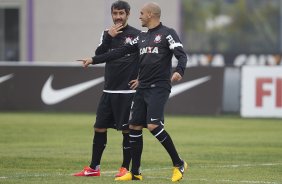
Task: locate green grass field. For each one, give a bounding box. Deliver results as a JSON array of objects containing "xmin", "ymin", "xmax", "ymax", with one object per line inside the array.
[{"xmin": 0, "ymin": 112, "xmax": 282, "ymax": 184}]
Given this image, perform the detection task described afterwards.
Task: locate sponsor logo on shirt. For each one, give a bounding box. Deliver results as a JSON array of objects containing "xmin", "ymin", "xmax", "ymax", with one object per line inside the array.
[
  {"xmin": 166, "ymin": 34, "xmax": 183, "ymax": 49},
  {"xmin": 166, "ymin": 35, "xmax": 176, "ymax": 45},
  {"xmin": 130, "ymin": 36, "xmax": 139, "ymax": 45},
  {"xmin": 139, "ymin": 47, "xmax": 159, "ymax": 55}
]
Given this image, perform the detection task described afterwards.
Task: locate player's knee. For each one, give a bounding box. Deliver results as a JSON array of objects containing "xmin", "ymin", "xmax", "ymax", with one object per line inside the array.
[
  {"xmin": 122, "ymin": 130, "xmax": 130, "ymax": 134},
  {"xmin": 147, "ymin": 124, "xmax": 159, "ymax": 131},
  {"xmin": 129, "ymin": 124, "xmax": 143, "ymax": 130},
  {"xmin": 94, "ymin": 128, "xmax": 107, "ymax": 132}
]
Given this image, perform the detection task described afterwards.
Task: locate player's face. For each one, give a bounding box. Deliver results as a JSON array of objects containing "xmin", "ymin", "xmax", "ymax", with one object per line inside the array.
[
  {"xmin": 111, "ymin": 9, "xmax": 128, "ymax": 26},
  {"xmin": 139, "ymin": 8, "xmax": 150, "ymax": 27}
]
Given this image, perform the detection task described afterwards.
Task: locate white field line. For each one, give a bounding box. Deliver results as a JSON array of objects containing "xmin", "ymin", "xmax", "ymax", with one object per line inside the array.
[
  {"xmin": 198, "ymin": 163, "xmax": 282, "ymax": 168},
  {"xmin": 146, "ymin": 176, "xmax": 281, "ymax": 184},
  {"xmin": 1, "ymin": 174, "xmax": 280, "ymax": 184},
  {"xmin": 211, "ymin": 179, "xmax": 280, "ymax": 184},
  {"xmin": 0, "ymin": 163, "xmax": 281, "ymax": 184}
]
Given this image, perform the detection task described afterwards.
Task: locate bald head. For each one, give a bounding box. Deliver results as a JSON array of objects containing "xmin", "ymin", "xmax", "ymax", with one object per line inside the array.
[
  {"xmin": 143, "ymin": 2, "xmax": 161, "ymax": 18},
  {"xmin": 139, "ymin": 2, "xmax": 161, "ymax": 28}
]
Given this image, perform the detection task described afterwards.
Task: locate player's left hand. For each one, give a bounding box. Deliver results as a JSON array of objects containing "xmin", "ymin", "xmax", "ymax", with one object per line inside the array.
[
  {"xmin": 129, "ymin": 79, "xmax": 139, "ymax": 90},
  {"xmin": 171, "ymin": 72, "xmax": 182, "ymax": 82}
]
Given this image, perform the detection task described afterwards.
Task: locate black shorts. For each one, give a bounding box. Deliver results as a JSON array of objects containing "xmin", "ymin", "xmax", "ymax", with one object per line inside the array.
[
  {"xmin": 129, "ymin": 87, "xmax": 170, "ymax": 127},
  {"xmin": 94, "ymin": 92, "xmax": 134, "ymax": 130}
]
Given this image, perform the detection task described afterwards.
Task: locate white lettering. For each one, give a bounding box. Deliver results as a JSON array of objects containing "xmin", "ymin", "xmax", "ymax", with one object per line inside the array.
[
  {"xmin": 152, "ymin": 47, "xmax": 158, "ymax": 53},
  {"xmin": 166, "ymin": 35, "xmax": 175, "ymax": 45},
  {"xmin": 130, "ymin": 36, "xmax": 139, "ymax": 45},
  {"xmin": 166, "ymin": 35, "xmax": 183, "ymax": 49},
  {"xmin": 139, "ymin": 47, "xmax": 159, "ymax": 55}
]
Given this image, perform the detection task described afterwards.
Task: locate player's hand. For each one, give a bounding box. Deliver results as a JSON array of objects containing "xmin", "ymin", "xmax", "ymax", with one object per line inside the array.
[
  {"xmin": 108, "ymin": 23, "xmax": 124, "ymax": 37},
  {"xmin": 129, "ymin": 79, "xmax": 139, "ymax": 90},
  {"xmin": 76, "ymin": 58, "xmax": 93, "ymax": 68},
  {"xmin": 171, "ymin": 72, "xmax": 182, "ymax": 82}
]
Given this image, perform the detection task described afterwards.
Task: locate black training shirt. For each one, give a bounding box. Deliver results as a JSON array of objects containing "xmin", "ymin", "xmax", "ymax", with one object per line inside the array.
[
  {"xmin": 95, "ymin": 25, "xmax": 140, "ymax": 91},
  {"xmin": 93, "ymin": 23, "xmax": 187, "ymax": 90}
]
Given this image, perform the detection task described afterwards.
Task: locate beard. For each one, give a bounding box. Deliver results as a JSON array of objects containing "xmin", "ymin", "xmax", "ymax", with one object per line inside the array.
[{"xmin": 114, "ymin": 19, "xmax": 125, "ymax": 25}]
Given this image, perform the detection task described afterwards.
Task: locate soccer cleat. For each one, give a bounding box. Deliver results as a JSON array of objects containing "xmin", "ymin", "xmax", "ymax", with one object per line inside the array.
[
  {"xmin": 72, "ymin": 166, "xmax": 100, "ymax": 176},
  {"xmin": 171, "ymin": 161, "xmax": 188, "ymax": 182},
  {"xmin": 114, "ymin": 172, "xmax": 142, "ymax": 181},
  {"xmin": 115, "ymin": 167, "xmax": 128, "ymax": 177}
]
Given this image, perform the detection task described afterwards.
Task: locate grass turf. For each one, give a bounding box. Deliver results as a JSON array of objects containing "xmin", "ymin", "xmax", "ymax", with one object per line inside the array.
[{"xmin": 0, "ymin": 112, "xmax": 282, "ymax": 184}]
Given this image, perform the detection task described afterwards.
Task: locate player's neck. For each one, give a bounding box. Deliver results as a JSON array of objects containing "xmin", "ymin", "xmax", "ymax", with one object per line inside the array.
[{"xmin": 147, "ymin": 20, "xmax": 160, "ymax": 30}]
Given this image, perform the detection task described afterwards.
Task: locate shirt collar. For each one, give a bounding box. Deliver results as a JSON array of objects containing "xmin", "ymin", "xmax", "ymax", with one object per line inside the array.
[{"xmin": 148, "ymin": 22, "xmax": 162, "ymax": 32}]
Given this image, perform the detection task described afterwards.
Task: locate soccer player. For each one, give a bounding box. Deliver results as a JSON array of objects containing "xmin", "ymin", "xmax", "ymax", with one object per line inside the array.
[
  {"xmin": 78, "ymin": 2, "xmax": 188, "ymax": 182},
  {"xmin": 73, "ymin": 0, "xmax": 140, "ymax": 178}
]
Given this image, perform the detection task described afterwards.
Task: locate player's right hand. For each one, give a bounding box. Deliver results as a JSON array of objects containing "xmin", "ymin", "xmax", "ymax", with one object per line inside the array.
[
  {"xmin": 171, "ymin": 72, "xmax": 182, "ymax": 82},
  {"xmin": 76, "ymin": 58, "xmax": 93, "ymax": 68},
  {"xmin": 108, "ymin": 23, "xmax": 124, "ymax": 37}
]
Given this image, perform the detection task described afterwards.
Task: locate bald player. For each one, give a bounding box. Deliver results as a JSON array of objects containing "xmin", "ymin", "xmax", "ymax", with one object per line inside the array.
[{"xmin": 78, "ymin": 2, "xmax": 188, "ymax": 182}]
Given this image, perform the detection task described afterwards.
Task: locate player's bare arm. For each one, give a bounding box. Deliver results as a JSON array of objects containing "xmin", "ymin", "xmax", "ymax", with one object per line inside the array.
[
  {"xmin": 108, "ymin": 23, "xmax": 124, "ymax": 37},
  {"xmin": 171, "ymin": 72, "xmax": 182, "ymax": 82}
]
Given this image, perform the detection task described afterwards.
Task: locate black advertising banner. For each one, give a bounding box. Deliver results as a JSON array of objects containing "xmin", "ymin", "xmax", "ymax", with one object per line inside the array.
[
  {"xmin": 0, "ymin": 65, "xmax": 105, "ymax": 112},
  {"xmin": 0, "ymin": 64, "xmax": 224, "ymax": 115},
  {"xmin": 167, "ymin": 67, "xmax": 224, "ymax": 115}
]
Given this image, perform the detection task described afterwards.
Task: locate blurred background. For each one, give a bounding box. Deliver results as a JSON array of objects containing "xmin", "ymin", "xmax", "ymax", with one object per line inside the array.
[{"xmin": 0, "ymin": 0, "xmax": 281, "ymax": 118}]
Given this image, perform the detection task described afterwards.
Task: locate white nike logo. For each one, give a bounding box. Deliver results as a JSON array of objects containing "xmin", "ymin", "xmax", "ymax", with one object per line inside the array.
[
  {"xmin": 150, "ymin": 118, "xmax": 159, "ymax": 121},
  {"xmin": 0, "ymin": 74, "xmax": 14, "ymax": 84},
  {"xmin": 84, "ymin": 171, "xmax": 99, "ymax": 175},
  {"xmin": 41, "ymin": 75, "xmax": 104, "ymax": 105},
  {"xmin": 170, "ymin": 76, "xmax": 211, "ymax": 98},
  {"xmin": 180, "ymin": 167, "xmax": 184, "ymax": 173}
]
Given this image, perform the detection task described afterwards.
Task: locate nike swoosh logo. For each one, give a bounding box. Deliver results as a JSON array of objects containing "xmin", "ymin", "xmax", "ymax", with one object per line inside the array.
[
  {"xmin": 170, "ymin": 76, "xmax": 211, "ymax": 98},
  {"xmin": 0, "ymin": 74, "xmax": 14, "ymax": 84},
  {"xmin": 84, "ymin": 171, "xmax": 99, "ymax": 175},
  {"xmin": 41, "ymin": 75, "xmax": 104, "ymax": 105},
  {"xmin": 150, "ymin": 118, "xmax": 159, "ymax": 121}
]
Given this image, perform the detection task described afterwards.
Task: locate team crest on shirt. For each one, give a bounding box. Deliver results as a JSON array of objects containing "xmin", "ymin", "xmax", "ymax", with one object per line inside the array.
[
  {"xmin": 124, "ymin": 36, "xmax": 133, "ymax": 44},
  {"xmin": 154, "ymin": 34, "xmax": 162, "ymax": 43}
]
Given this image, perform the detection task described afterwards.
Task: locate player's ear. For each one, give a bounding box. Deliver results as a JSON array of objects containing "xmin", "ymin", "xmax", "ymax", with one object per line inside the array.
[{"xmin": 148, "ymin": 11, "xmax": 153, "ymax": 19}]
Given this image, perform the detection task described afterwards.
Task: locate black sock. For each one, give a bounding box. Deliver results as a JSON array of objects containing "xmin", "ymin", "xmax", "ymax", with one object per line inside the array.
[
  {"xmin": 121, "ymin": 132, "xmax": 131, "ymax": 170},
  {"xmin": 150, "ymin": 126, "xmax": 182, "ymax": 166},
  {"xmin": 129, "ymin": 129, "xmax": 143, "ymax": 175},
  {"xmin": 90, "ymin": 131, "xmax": 107, "ymax": 169}
]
